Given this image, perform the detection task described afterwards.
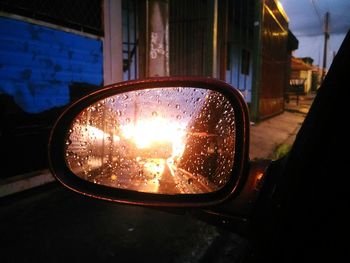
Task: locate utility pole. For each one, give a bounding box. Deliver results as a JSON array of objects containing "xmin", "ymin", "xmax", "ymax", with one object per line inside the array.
[{"xmin": 321, "ymin": 12, "xmax": 329, "ymax": 82}]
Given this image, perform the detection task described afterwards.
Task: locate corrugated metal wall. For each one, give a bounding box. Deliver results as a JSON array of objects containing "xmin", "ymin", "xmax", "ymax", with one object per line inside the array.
[
  {"xmin": 0, "ymin": 16, "xmax": 103, "ymax": 113},
  {"xmin": 259, "ymin": 0, "xmax": 288, "ymax": 119},
  {"xmin": 169, "ymin": 0, "xmax": 208, "ymax": 76}
]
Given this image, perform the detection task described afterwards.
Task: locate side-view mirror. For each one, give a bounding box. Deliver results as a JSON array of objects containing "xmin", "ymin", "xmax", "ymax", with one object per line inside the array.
[{"xmin": 49, "ymin": 77, "xmax": 265, "ymax": 213}]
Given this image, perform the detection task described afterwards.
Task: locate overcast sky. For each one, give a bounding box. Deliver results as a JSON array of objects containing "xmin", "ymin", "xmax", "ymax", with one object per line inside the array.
[{"xmin": 279, "ymin": 0, "xmax": 350, "ymax": 68}]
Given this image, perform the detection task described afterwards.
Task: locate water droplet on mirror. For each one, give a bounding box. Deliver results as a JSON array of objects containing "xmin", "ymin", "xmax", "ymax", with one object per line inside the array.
[
  {"xmin": 188, "ymin": 178, "xmax": 193, "ymax": 185},
  {"xmin": 65, "ymin": 139, "xmax": 72, "ymax": 145},
  {"xmin": 126, "ymin": 118, "xmax": 130, "ymax": 123},
  {"xmin": 152, "ymin": 111, "xmax": 158, "ymax": 117},
  {"xmin": 175, "ymin": 104, "xmax": 180, "ymax": 109},
  {"xmin": 176, "ymin": 115, "xmax": 181, "ymax": 120}
]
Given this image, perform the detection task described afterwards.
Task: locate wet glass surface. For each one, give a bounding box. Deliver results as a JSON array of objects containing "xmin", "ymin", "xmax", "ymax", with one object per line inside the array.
[{"xmin": 65, "ymin": 87, "xmax": 235, "ymax": 194}]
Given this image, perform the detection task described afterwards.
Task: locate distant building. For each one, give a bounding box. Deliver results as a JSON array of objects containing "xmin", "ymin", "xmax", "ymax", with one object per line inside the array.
[{"xmin": 290, "ymin": 56, "xmax": 320, "ymax": 94}]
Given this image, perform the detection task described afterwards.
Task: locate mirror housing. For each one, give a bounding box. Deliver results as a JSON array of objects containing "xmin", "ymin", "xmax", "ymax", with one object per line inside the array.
[{"xmin": 48, "ymin": 77, "xmax": 250, "ymax": 207}]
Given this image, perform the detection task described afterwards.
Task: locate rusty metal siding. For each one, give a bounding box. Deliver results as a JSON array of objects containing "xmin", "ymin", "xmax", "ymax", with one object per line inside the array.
[
  {"xmin": 259, "ymin": 0, "xmax": 289, "ymax": 119},
  {"xmin": 0, "ymin": 16, "xmax": 102, "ymax": 113}
]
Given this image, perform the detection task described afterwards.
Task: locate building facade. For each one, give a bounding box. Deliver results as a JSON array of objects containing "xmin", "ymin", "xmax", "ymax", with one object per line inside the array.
[{"xmin": 0, "ymin": 0, "xmax": 294, "ymax": 179}]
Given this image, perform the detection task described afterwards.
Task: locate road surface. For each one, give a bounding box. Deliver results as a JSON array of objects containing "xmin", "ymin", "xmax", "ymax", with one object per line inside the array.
[{"xmin": 74, "ymin": 157, "xmax": 217, "ymax": 194}]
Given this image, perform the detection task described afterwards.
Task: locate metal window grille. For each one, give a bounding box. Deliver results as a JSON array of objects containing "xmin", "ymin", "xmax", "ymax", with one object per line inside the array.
[
  {"xmin": 0, "ymin": 0, "xmax": 103, "ymax": 36},
  {"xmin": 122, "ymin": 0, "xmax": 138, "ymax": 80},
  {"xmin": 169, "ymin": 0, "xmax": 208, "ymax": 76}
]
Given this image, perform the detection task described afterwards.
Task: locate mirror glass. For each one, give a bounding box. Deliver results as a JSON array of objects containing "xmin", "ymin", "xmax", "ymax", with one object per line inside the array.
[{"xmin": 64, "ymin": 87, "xmax": 236, "ymax": 194}]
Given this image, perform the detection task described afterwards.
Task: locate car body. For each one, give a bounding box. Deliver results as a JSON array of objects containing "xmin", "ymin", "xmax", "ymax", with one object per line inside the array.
[{"xmin": 48, "ymin": 32, "xmax": 350, "ymax": 262}]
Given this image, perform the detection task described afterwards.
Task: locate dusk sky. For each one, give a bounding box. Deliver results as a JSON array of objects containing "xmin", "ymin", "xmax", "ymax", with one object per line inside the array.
[{"xmin": 279, "ymin": 0, "xmax": 350, "ymax": 69}]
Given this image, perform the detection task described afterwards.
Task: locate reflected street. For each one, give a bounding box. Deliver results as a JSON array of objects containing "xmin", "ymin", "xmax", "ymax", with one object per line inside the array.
[{"xmin": 74, "ymin": 157, "xmax": 216, "ymax": 194}]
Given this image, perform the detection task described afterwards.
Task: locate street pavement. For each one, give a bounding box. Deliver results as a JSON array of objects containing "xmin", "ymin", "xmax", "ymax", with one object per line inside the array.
[
  {"xmin": 250, "ymin": 111, "xmax": 305, "ymax": 160},
  {"xmin": 0, "ymin": 94, "xmax": 314, "ymax": 263},
  {"xmin": 250, "ymin": 93, "xmax": 314, "ymax": 160}
]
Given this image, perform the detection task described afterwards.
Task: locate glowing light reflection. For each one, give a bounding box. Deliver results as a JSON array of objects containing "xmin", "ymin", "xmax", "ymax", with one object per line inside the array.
[{"xmin": 121, "ymin": 117, "xmax": 186, "ymax": 160}]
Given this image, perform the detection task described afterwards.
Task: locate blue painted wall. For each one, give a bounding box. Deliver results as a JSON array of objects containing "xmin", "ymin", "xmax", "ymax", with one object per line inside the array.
[
  {"xmin": 0, "ymin": 17, "xmax": 103, "ymax": 113},
  {"xmin": 226, "ymin": 45, "xmax": 253, "ymax": 103}
]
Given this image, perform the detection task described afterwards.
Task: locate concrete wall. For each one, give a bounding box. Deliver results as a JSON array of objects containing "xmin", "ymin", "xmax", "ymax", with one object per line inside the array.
[{"xmin": 300, "ymin": 70, "xmax": 312, "ymax": 93}]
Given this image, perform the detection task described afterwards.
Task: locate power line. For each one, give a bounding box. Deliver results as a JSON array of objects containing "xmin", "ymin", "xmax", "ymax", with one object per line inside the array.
[
  {"xmin": 325, "ymin": 0, "xmax": 330, "ymax": 13},
  {"xmin": 310, "ymin": 0, "xmax": 323, "ymax": 27}
]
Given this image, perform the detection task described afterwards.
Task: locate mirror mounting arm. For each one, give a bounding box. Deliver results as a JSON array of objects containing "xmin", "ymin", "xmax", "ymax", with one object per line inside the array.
[{"xmin": 192, "ymin": 159, "xmax": 271, "ymax": 234}]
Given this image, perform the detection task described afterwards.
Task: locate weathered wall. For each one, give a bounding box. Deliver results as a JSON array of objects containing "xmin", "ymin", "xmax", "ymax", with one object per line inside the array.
[{"xmin": 0, "ymin": 16, "xmax": 103, "ymax": 113}]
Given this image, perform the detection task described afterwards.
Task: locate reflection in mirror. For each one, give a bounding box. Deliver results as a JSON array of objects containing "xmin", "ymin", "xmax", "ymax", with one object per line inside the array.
[{"xmin": 65, "ymin": 87, "xmax": 235, "ymax": 194}]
